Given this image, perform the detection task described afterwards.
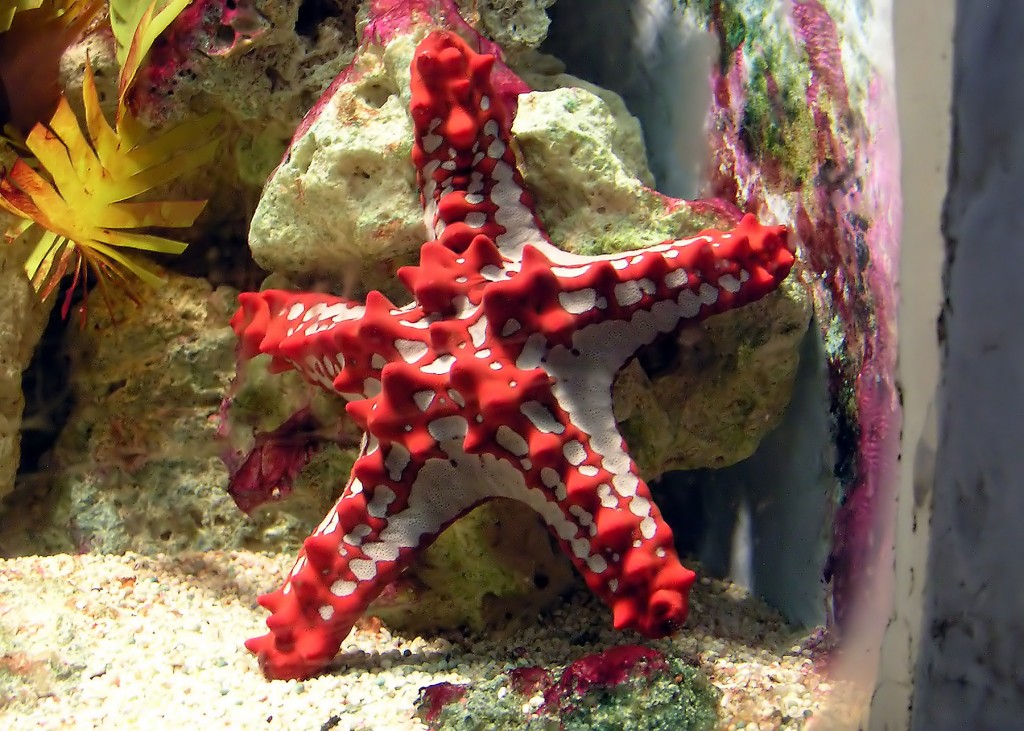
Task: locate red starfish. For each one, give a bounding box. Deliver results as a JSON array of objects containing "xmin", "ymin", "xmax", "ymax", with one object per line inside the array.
[{"xmin": 233, "ymin": 30, "xmax": 795, "ymax": 680}]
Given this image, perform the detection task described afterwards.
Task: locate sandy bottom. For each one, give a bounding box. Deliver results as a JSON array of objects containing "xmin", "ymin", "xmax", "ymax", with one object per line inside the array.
[{"xmin": 0, "ymin": 552, "xmax": 866, "ymax": 730}]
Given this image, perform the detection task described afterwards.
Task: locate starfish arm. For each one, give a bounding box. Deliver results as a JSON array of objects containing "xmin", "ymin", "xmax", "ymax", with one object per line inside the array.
[
  {"xmin": 231, "ymin": 289, "xmax": 435, "ymax": 399},
  {"xmin": 409, "ymin": 30, "xmax": 549, "ymax": 261},
  {"xmin": 480, "ymin": 215, "xmax": 795, "ymax": 353},
  {"xmin": 246, "ymin": 438, "xmax": 488, "ymax": 680},
  {"xmin": 450, "ymin": 352, "xmax": 697, "ymax": 638},
  {"xmin": 531, "ymin": 379, "xmax": 697, "ymax": 637}
]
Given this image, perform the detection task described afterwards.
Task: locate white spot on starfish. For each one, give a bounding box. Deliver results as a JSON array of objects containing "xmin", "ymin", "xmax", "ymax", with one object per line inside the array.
[
  {"xmin": 385, "ymin": 445, "xmax": 411, "ymax": 481},
  {"xmin": 521, "ymin": 401, "xmax": 564, "ymax": 434},
  {"xmin": 719, "ymin": 273, "xmax": 741, "ymax": 293},
  {"xmin": 287, "ymin": 303, "xmax": 304, "ymax": 321},
  {"xmin": 571, "ymin": 537, "xmax": 591, "ymax": 559},
  {"xmin": 316, "ymin": 510, "xmax": 340, "ymax": 535},
  {"xmin": 665, "ymin": 269, "xmax": 689, "ymax": 288},
  {"xmin": 487, "ymin": 138, "xmax": 505, "ymax": 158},
  {"xmin": 501, "ymin": 318, "xmax": 521, "ymax": 336},
  {"xmin": 614, "ymin": 281, "xmax": 643, "ymax": 306},
  {"xmin": 468, "ymin": 317, "xmax": 488, "ymax": 347},
  {"xmin": 578, "ymin": 465, "xmax": 599, "ymax": 477},
  {"xmin": 422, "ymin": 130, "xmax": 443, "ymax": 153},
  {"xmin": 480, "ymin": 264, "xmax": 504, "ymax": 280},
  {"xmin": 343, "ymin": 524, "xmax": 371, "ymax": 545},
  {"xmin": 515, "ymin": 333, "xmax": 546, "ymax": 370},
  {"xmin": 652, "ymin": 300, "xmax": 681, "ymax": 332},
  {"xmin": 475, "ymin": 348, "xmax": 492, "ymax": 359},
  {"xmin": 466, "ymin": 212, "xmax": 487, "ymax": 228},
  {"xmin": 318, "ymin": 605, "xmax": 335, "ymax": 621},
  {"xmin": 349, "ymin": 559, "xmax": 376, "ymax": 580},
  {"xmin": 367, "ymin": 486, "xmax": 397, "ymax": 518},
  {"xmin": 587, "ymin": 555, "xmax": 608, "ymax": 573},
  {"xmin": 563, "ymin": 440, "xmax": 587, "ymax": 465},
  {"xmin": 496, "ymin": 425, "xmax": 529, "ymax": 456},
  {"xmin": 677, "ymin": 289, "xmax": 701, "ymax": 318},
  {"xmin": 395, "ymin": 339, "xmax": 429, "ymax": 363},
  {"xmin": 558, "ymin": 288, "xmax": 598, "ymax": 315},
  {"xmin": 331, "ymin": 580, "xmax": 356, "ymax": 597},
  {"xmin": 551, "ymin": 265, "xmax": 590, "ymax": 278},
  {"xmin": 569, "ymin": 504, "xmax": 593, "ymax": 526},
  {"xmin": 427, "ymin": 416, "xmax": 468, "ymax": 443},
  {"xmin": 699, "ymin": 282, "xmax": 719, "ymax": 305},
  {"xmin": 597, "ymin": 484, "xmax": 618, "ymax": 508},
  {"xmin": 422, "ymin": 354, "xmax": 455, "ymax": 374},
  {"xmin": 302, "ymin": 303, "xmax": 325, "ymax": 322},
  {"xmin": 612, "ymin": 473, "xmax": 639, "ymax": 498},
  {"xmin": 641, "ymin": 517, "xmax": 657, "ymax": 539},
  {"xmin": 629, "ymin": 496, "xmax": 652, "ymax": 518},
  {"xmin": 413, "ymin": 390, "xmax": 435, "ymax": 412},
  {"xmin": 363, "ymin": 542, "xmax": 400, "ymax": 562}
]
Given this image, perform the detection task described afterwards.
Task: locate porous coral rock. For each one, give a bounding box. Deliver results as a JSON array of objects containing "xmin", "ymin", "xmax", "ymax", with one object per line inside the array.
[
  {"xmin": 0, "ymin": 211, "xmax": 52, "ymax": 508},
  {"xmin": 7, "ymin": 273, "xmax": 341, "ymax": 554},
  {"xmin": 455, "ymin": 0, "xmax": 556, "ymax": 50},
  {"xmin": 616, "ymin": 275, "xmax": 811, "ymax": 476}
]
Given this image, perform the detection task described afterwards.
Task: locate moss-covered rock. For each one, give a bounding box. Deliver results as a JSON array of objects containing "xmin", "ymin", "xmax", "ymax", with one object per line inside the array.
[{"xmin": 417, "ymin": 645, "xmax": 720, "ymax": 731}]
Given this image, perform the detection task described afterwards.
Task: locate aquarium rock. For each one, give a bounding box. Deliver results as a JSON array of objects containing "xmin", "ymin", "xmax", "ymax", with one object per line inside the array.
[
  {"xmin": 22, "ymin": 273, "xmax": 340, "ymax": 554},
  {"xmin": 0, "ymin": 213, "xmax": 51, "ymax": 506}
]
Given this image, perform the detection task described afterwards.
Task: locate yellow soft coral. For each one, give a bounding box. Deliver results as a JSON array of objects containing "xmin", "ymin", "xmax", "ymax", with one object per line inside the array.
[
  {"xmin": 0, "ymin": 62, "xmax": 219, "ymax": 318},
  {"xmin": 1, "ymin": 0, "xmax": 217, "ymax": 319}
]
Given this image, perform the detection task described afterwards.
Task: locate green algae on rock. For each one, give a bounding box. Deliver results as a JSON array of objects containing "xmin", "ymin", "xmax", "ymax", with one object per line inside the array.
[{"xmin": 417, "ymin": 645, "xmax": 720, "ymax": 731}]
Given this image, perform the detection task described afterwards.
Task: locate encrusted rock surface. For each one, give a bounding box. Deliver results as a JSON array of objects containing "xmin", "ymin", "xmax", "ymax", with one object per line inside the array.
[
  {"xmin": 0, "ymin": 212, "xmax": 52, "ymax": 507},
  {"xmin": 2, "ymin": 273, "xmax": 343, "ymax": 555},
  {"xmin": 456, "ymin": 0, "xmax": 556, "ymax": 50}
]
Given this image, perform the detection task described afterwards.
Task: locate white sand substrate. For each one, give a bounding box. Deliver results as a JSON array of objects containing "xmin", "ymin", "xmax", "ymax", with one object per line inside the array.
[{"xmin": 0, "ymin": 552, "xmax": 865, "ymax": 730}]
